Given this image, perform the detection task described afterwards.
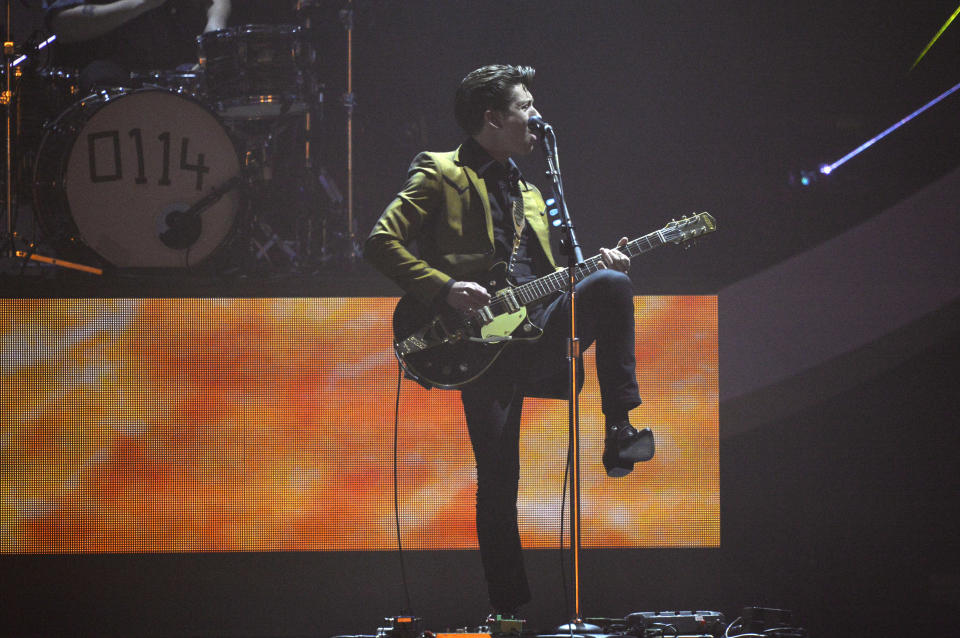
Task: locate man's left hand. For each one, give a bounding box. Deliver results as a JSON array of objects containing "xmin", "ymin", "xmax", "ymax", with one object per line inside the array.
[{"xmin": 600, "ymin": 237, "xmax": 630, "ymax": 273}]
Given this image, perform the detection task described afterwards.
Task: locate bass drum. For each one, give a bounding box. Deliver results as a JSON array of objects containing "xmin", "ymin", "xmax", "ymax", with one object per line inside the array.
[{"xmin": 33, "ymin": 88, "xmax": 241, "ymax": 268}]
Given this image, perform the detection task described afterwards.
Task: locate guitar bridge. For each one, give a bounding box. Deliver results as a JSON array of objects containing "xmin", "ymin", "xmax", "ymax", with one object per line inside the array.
[
  {"xmin": 396, "ymin": 333, "xmax": 429, "ymax": 356},
  {"xmin": 396, "ymin": 315, "xmax": 461, "ymax": 356}
]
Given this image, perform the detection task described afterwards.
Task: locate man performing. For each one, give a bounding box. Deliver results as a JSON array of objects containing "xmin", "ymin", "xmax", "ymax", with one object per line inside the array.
[
  {"xmin": 43, "ymin": 0, "xmax": 231, "ymax": 93},
  {"xmin": 364, "ymin": 65, "xmax": 655, "ymax": 616}
]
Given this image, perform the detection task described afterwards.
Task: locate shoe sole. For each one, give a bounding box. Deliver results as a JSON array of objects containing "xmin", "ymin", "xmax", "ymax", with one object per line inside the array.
[
  {"xmin": 619, "ymin": 428, "xmax": 655, "ymax": 463},
  {"xmin": 606, "ymin": 464, "xmax": 633, "ymax": 478}
]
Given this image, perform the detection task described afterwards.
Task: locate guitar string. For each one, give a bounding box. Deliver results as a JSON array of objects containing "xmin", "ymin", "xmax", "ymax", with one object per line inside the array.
[
  {"xmin": 496, "ymin": 232, "xmax": 664, "ymax": 309},
  {"xmin": 476, "ymin": 216, "xmax": 702, "ymax": 317}
]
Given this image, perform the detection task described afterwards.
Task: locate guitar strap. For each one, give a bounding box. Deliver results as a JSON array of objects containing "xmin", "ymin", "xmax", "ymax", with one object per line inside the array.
[{"xmin": 505, "ymin": 197, "xmax": 526, "ymax": 279}]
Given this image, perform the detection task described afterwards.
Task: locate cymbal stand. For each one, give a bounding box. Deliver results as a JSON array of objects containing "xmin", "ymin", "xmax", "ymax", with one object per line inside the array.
[
  {"xmin": 340, "ymin": 0, "xmax": 360, "ymax": 260},
  {"xmin": 295, "ymin": 0, "xmax": 362, "ymax": 265},
  {"xmin": 295, "ymin": 0, "xmax": 331, "ymax": 265},
  {"xmin": 1, "ymin": 7, "xmax": 92, "ymax": 275},
  {"xmin": 2, "ymin": 0, "xmax": 16, "ymax": 260}
]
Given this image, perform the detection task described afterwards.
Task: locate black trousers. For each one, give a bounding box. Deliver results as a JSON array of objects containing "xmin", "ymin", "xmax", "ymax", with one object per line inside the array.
[{"xmin": 459, "ymin": 269, "xmax": 642, "ymax": 612}]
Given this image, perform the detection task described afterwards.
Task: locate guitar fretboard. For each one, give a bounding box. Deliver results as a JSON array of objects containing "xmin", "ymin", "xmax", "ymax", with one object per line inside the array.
[{"xmin": 497, "ymin": 230, "xmax": 668, "ymax": 308}]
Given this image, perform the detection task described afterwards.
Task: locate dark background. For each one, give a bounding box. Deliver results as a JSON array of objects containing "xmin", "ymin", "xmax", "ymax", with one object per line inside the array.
[{"xmin": 3, "ymin": 1, "xmax": 960, "ymax": 636}]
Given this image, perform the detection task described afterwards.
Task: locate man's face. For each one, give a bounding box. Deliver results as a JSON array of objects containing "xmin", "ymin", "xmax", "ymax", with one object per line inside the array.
[{"xmin": 486, "ymin": 83, "xmax": 540, "ymax": 160}]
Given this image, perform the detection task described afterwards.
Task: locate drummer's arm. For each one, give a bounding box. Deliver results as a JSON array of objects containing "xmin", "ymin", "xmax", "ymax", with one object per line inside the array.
[
  {"xmin": 204, "ymin": 0, "xmax": 230, "ymax": 33},
  {"xmin": 50, "ymin": 0, "xmax": 168, "ymax": 43}
]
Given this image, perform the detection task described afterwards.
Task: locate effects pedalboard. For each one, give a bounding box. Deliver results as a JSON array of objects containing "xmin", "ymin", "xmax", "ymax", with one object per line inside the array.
[
  {"xmin": 360, "ymin": 611, "xmax": 726, "ymax": 638},
  {"xmin": 339, "ymin": 608, "xmax": 805, "ymax": 638},
  {"xmin": 367, "ymin": 614, "xmax": 526, "ymax": 638}
]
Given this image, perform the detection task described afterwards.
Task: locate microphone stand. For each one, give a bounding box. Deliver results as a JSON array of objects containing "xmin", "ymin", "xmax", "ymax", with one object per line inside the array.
[{"xmin": 537, "ymin": 125, "xmax": 595, "ymax": 633}]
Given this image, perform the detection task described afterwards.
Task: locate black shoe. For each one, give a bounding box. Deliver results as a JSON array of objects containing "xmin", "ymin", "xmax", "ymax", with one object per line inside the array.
[{"xmin": 602, "ymin": 422, "xmax": 655, "ymax": 477}]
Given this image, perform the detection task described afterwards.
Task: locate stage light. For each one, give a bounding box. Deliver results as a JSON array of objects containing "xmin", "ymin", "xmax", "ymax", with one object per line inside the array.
[{"xmin": 801, "ymin": 78, "xmax": 960, "ymax": 182}]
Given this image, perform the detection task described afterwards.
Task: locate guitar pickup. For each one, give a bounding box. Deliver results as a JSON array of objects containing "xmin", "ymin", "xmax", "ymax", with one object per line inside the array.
[{"xmin": 500, "ymin": 289, "xmax": 521, "ymax": 313}]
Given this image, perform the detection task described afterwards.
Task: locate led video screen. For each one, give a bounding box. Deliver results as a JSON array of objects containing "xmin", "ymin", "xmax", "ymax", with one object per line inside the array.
[{"xmin": 1, "ymin": 297, "xmax": 717, "ymax": 553}]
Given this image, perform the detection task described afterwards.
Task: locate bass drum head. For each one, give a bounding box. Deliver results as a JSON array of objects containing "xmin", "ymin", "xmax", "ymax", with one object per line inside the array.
[{"xmin": 42, "ymin": 89, "xmax": 240, "ymax": 268}]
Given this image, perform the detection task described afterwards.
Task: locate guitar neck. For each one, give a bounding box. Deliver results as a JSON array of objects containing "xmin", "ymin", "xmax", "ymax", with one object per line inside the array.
[{"xmin": 508, "ymin": 230, "xmax": 667, "ymax": 307}]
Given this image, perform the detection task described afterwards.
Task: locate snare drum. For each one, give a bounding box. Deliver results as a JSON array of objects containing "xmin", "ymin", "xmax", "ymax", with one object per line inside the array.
[
  {"xmin": 198, "ymin": 24, "xmax": 306, "ymax": 120},
  {"xmin": 33, "ymin": 88, "xmax": 241, "ymax": 268}
]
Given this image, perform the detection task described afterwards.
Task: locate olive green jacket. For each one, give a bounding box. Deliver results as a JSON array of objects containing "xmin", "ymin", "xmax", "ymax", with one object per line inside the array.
[{"xmin": 364, "ymin": 147, "xmax": 556, "ymax": 304}]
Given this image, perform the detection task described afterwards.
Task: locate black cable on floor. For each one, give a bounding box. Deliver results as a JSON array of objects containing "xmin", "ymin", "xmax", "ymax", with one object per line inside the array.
[{"xmin": 393, "ymin": 363, "xmax": 413, "ymax": 614}]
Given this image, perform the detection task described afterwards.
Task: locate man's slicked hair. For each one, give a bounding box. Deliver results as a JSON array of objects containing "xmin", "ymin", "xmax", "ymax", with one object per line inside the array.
[{"xmin": 454, "ymin": 64, "xmax": 536, "ymax": 135}]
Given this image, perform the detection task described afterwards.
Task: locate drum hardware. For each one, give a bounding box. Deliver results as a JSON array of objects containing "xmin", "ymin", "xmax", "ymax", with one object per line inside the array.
[
  {"xmin": 129, "ymin": 68, "xmax": 201, "ymax": 96},
  {"xmin": 286, "ymin": 0, "xmax": 360, "ymax": 265},
  {"xmin": 236, "ymin": 153, "xmax": 309, "ymax": 271},
  {"xmin": 294, "ymin": 0, "xmax": 325, "ymax": 11},
  {"xmin": 219, "ymin": 102, "xmax": 334, "ymax": 272},
  {"xmin": 339, "ymin": 0, "xmax": 362, "ymax": 261},
  {"xmin": 3, "ymin": 8, "xmax": 23, "ymax": 261},
  {"xmin": 159, "ymin": 173, "xmax": 242, "ymax": 251},
  {"xmin": 1, "ymin": 15, "xmax": 99, "ymax": 275},
  {"xmin": 15, "ymin": 248, "xmax": 103, "ymax": 276},
  {"xmin": 251, "ymin": 219, "xmax": 299, "ymax": 266}
]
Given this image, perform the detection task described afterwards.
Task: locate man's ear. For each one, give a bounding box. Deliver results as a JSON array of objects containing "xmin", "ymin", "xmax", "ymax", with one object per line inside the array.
[{"xmin": 484, "ymin": 108, "xmax": 503, "ymax": 130}]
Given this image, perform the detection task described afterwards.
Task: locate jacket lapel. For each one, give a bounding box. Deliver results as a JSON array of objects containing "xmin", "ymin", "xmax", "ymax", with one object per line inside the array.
[{"xmin": 453, "ymin": 147, "xmax": 495, "ymax": 249}]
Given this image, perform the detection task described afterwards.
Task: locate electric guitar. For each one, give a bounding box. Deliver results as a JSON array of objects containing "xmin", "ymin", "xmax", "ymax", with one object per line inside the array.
[{"xmin": 393, "ymin": 212, "xmax": 716, "ymax": 389}]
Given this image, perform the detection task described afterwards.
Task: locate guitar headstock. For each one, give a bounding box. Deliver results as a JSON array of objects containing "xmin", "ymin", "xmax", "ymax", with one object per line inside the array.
[{"xmin": 662, "ymin": 212, "xmax": 717, "ymax": 245}]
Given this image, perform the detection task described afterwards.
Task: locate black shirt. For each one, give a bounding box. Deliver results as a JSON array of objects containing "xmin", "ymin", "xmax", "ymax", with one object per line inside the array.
[
  {"xmin": 458, "ymin": 138, "xmax": 553, "ymax": 326},
  {"xmin": 459, "ymin": 137, "xmax": 548, "ymax": 288}
]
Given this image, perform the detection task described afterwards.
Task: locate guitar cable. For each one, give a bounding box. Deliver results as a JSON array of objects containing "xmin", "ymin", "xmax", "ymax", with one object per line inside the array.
[
  {"xmin": 393, "ymin": 362, "xmax": 414, "ymax": 614},
  {"xmin": 391, "ymin": 343, "xmax": 573, "ymax": 622}
]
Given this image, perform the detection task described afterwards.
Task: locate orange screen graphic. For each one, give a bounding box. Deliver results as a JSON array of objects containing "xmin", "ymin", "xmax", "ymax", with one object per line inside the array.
[{"xmin": 1, "ymin": 297, "xmax": 718, "ymax": 553}]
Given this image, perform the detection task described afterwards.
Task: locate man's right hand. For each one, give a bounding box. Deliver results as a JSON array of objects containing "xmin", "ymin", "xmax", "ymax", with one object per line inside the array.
[{"xmin": 446, "ymin": 281, "xmax": 491, "ymax": 312}]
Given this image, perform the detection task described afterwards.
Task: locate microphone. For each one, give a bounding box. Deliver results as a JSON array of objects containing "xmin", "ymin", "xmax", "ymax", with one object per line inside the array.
[{"xmin": 527, "ymin": 115, "xmax": 552, "ymax": 133}]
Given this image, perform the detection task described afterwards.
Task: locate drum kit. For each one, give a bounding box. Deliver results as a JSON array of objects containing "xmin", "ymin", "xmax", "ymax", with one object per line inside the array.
[{"xmin": 3, "ymin": 1, "xmax": 358, "ymax": 275}]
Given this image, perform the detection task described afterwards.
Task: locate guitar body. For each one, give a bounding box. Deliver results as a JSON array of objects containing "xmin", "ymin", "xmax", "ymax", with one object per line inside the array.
[{"xmin": 393, "ymin": 262, "xmax": 543, "ymax": 389}]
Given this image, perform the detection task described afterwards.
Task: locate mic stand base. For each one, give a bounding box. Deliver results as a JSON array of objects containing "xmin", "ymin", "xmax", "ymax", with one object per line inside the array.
[{"xmin": 555, "ymin": 621, "xmax": 602, "ymax": 634}]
